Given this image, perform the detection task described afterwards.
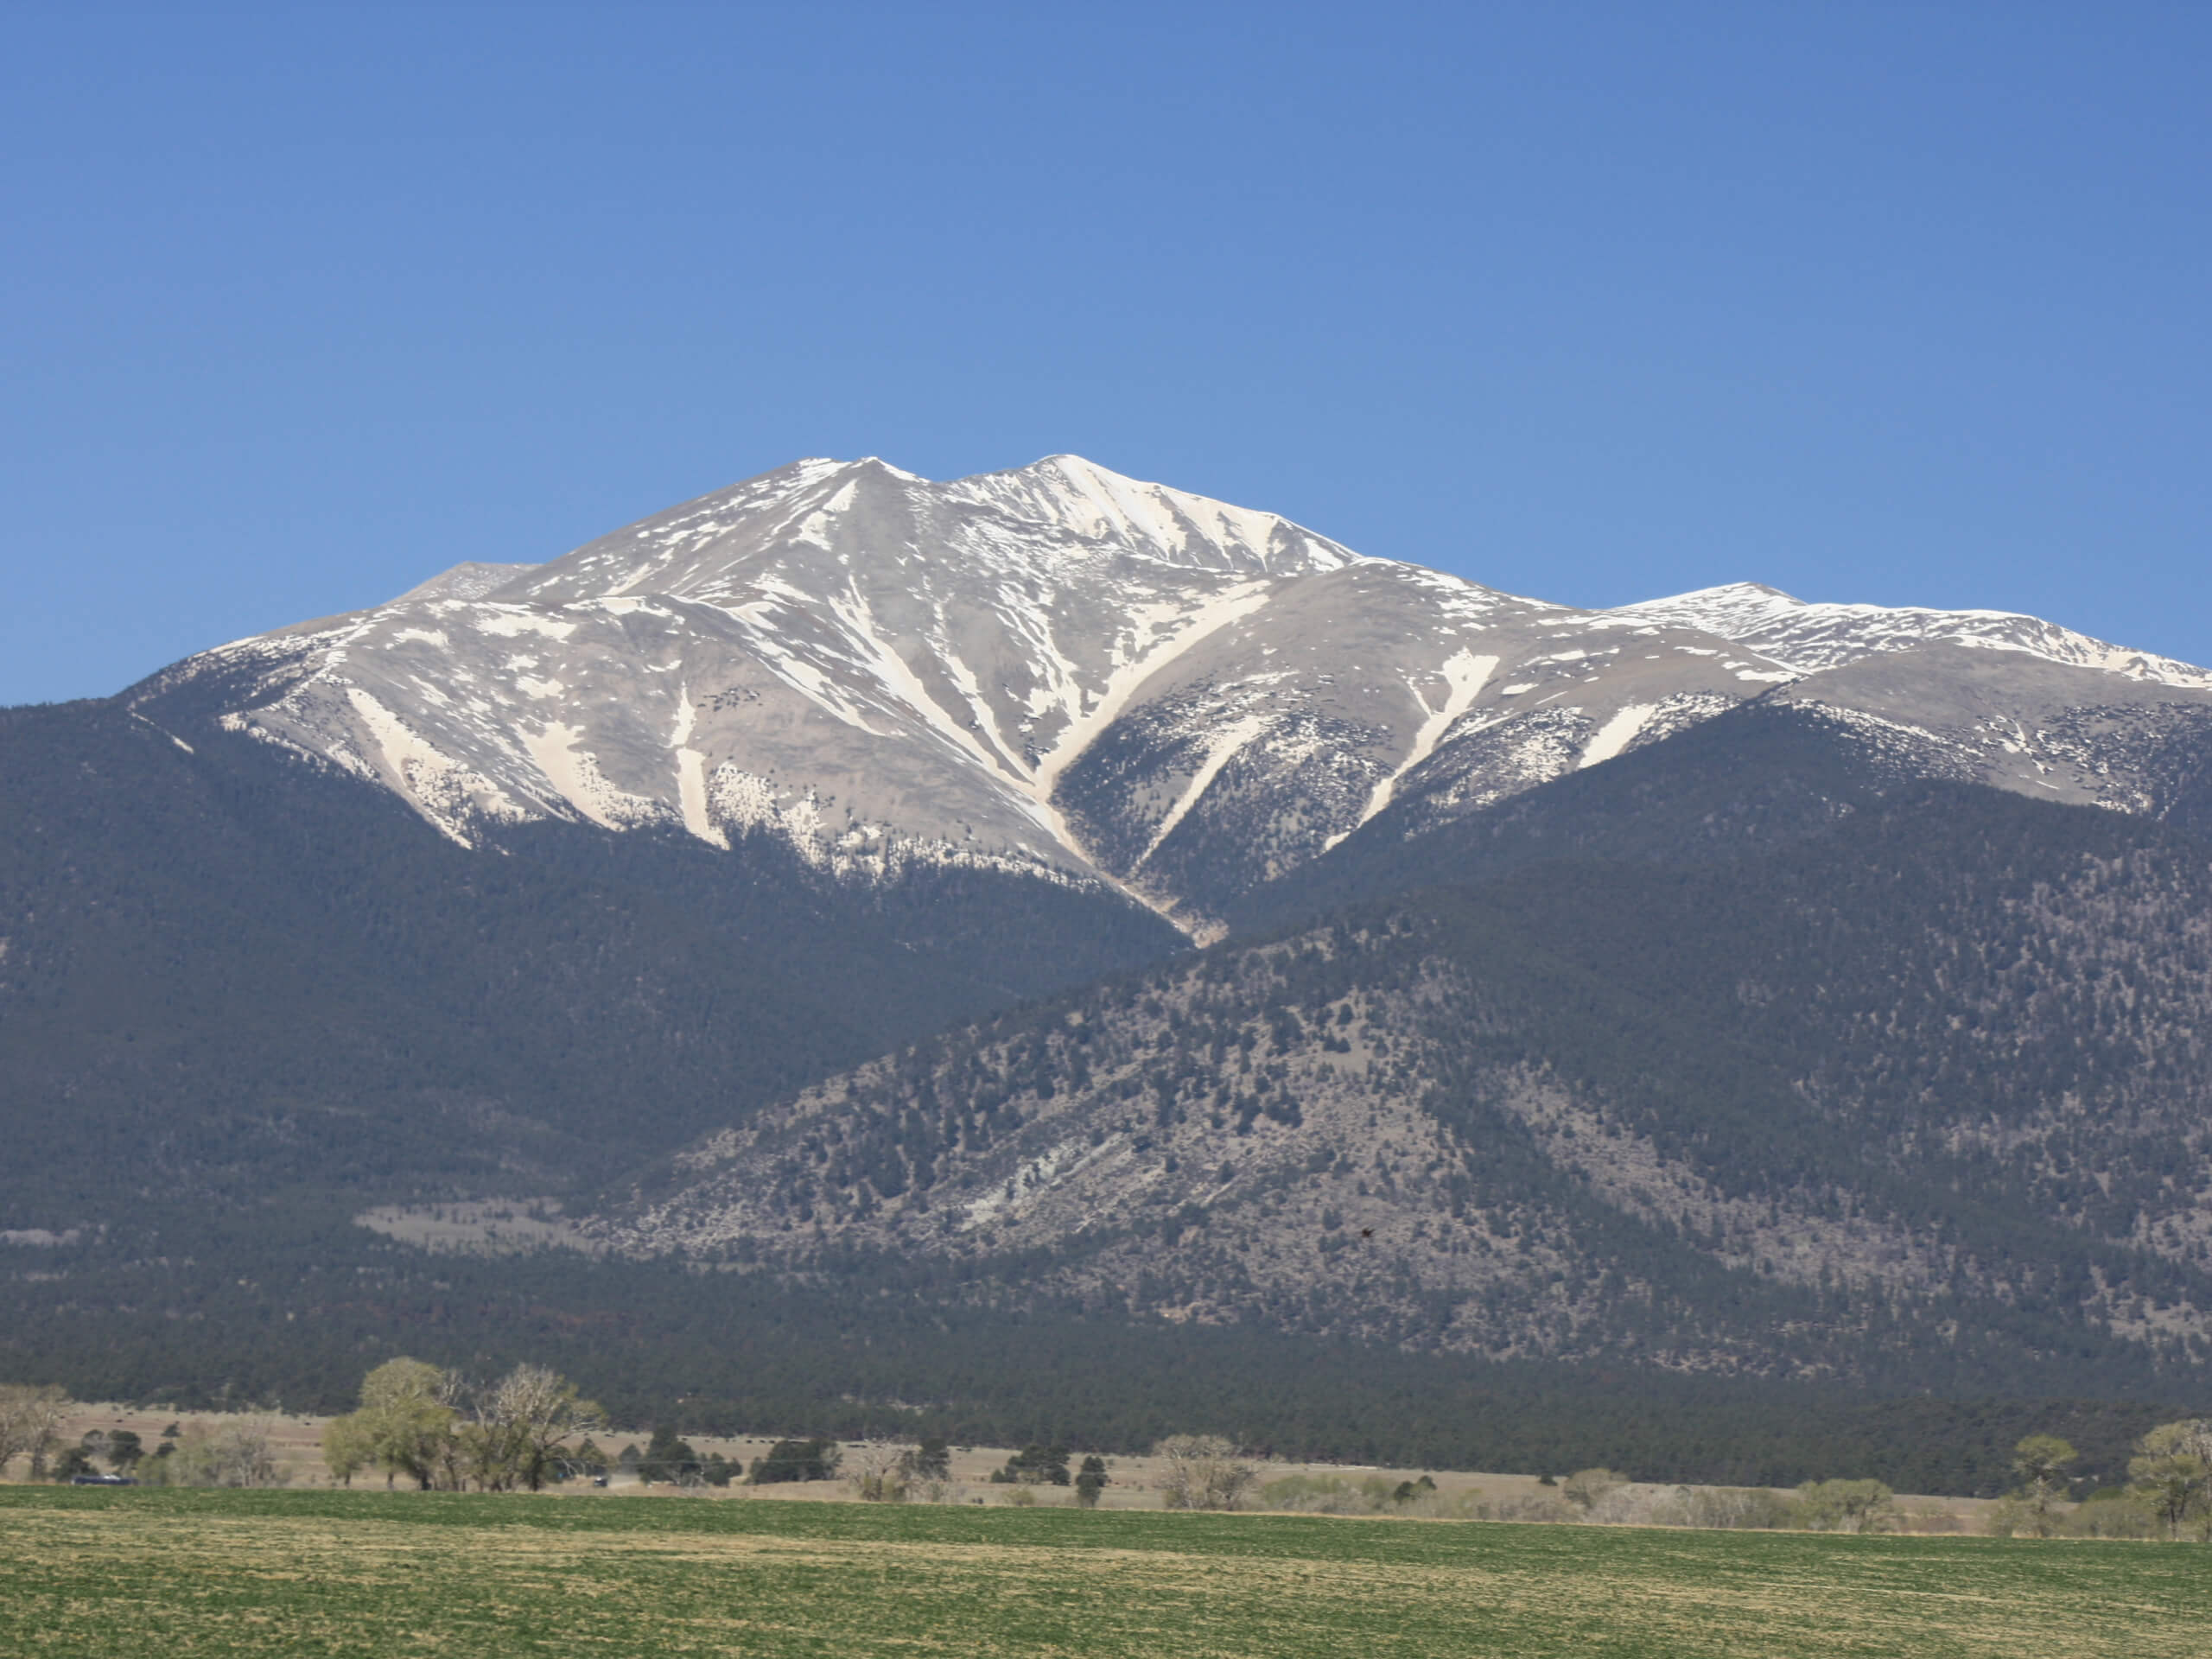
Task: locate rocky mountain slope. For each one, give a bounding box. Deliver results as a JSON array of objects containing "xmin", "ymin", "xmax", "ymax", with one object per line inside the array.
[
  {"xmin": 595, "ymin": 736, "xmax": 2212, "ymax": 1383},
  {"xmin": 128, "ymin": 454, "xmax": 2212, "ymax": 934}
]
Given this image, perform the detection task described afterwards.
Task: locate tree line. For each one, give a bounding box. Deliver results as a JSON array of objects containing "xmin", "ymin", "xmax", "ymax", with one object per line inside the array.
[
  {"xmin": 11, "ymin": 1371, "xmax": 2212, "ymax": 1540},
  {"xmin": 0, "ymin": 1384, "xmax": 281, "ymax": 1488}
]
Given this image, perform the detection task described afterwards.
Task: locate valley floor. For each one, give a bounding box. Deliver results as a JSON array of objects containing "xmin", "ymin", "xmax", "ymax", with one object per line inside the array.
[{"xmin": 2, "ymin": 1486, "xmax": 2202, "ymax": 1658}]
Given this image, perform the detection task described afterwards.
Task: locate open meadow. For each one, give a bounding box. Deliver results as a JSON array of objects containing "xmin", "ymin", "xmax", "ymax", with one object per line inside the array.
[{"xmin": 2, "ymin": 1486, "xmax": 2203, "ymax": 1658}]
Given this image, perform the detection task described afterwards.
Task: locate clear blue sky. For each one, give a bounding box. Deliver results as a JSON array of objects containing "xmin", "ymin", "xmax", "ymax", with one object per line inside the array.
[{"xmin": 4, "ymin": 3, "xmax": 2207, "ymax": 704}]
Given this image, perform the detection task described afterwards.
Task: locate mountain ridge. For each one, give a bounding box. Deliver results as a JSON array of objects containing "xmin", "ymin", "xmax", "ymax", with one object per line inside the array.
[
  {"xmin": 1617, "ymin": 581, "xmax": 2212, "ymax": 686},
  {"xmin": 125, "ymin": 454, "xmax": 2212, "ymax": 936}
]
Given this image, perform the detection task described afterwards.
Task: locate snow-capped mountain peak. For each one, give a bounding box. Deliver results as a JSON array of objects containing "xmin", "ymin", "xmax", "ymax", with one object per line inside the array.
[
  {"xmin": 134, "ymin": 456, "xmax": 2212, "ymax": 935},
  {"xmin": 1612, "ymin": 582, "xmax": 2212, "ymax": 688},
  {"xmin": 945, "ymin": 454, "xmax": 1362, "ymax": 575}
]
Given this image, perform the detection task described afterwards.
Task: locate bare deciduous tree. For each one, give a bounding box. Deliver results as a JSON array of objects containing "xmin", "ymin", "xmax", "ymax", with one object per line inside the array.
[
  {"xmin": 0, "ymin": 1384, "xmax": 66, "ymax": 1479},
  {"xmin": 845, "ymin": 1438, "xmax": 913, "ymax": 1503},
  {"xmin": 1154, "ymin": 1434, "xmax": 1256, "ymax": 1511},
  {"xmin": 474, "ymin": 1363, "xmax": 602, "ymax": 1492},
  {"xmin": 149, "ymin": 1419, "xmax": 283, "ymax": 1488}
]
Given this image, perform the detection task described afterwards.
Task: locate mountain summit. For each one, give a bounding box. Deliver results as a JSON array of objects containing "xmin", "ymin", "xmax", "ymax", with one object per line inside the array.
[{"xmin": 132, "ymin": 455, "xmax": 2212, "ymax": 932}]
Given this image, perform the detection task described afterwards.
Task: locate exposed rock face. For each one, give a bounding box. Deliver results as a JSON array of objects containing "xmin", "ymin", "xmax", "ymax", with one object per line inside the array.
[{"xmin": 130, "ymin": 456, "xmax": 2212, "ymax": 934}]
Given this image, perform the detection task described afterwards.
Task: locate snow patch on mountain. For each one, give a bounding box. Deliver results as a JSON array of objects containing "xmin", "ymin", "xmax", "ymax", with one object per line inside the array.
[
  {"xmin": 700, "ymin": 764, "xmax": 1084, "ymax": 890},
  {"xmin": 520, "ymin": 723, "xmax": 671, "ymax": 833},
  {"xmin": 1357, "ymin": 650, "xmax": 1498, "ymax": 826},
  {"xmin": 473, "ymin": 607, "xmax": 579, "ymax": 642},
  {"xmin": 1579, "ymin": 702, "xmax": 1656, "ymax": 769}
]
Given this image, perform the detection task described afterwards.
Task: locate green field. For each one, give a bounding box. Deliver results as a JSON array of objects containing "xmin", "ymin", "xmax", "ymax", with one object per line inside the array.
[{"xmin": 1, "ymin": 1488, "xmax": 2202, "ymax": 1657}]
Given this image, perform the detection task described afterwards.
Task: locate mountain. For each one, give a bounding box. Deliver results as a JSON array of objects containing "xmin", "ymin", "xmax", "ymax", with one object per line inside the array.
[
  {"xmin": 128, "ymin": 455, "xmax": 2212, "ymax": 937},
  {"xmin": 131, "ymin": 456, "xmax": 1367, "ymax": 920},
  {"xmin": 595, "ymin": 753, "xmax": 2212, "ymax": 1388},
  {"xmin": 9, "ymin": 451, "xmax": 2212, "ymax": 1424}
]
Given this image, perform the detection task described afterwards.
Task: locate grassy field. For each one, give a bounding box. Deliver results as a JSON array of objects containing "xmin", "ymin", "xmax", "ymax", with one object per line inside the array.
[{"xmin": 1, "ymin": 1487, "xmax": 2202, "ymax": 1657}]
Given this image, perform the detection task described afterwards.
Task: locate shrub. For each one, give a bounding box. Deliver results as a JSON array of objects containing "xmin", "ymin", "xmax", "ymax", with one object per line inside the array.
[
  {"xmin": 1563, "ymin": 1468, "xmax": 1626, "ymax": 1510},
  {"xmin": 2063, "ymin": 1491, "xmax": 2159, "ymax": 1540},
  {"xmin": 1890, "ymin": 1499, "xmax": 1965, "ymax": 1534},
  {"xmin": 1661, "ymin": 1486, "xmax": 1802, "ymax": 1530},
  {"xmin": 1797, "ymin": 1479, "xmax": 1896, "ymax": 1533},
  {"xmin": 1259, "ymin": 1474, "xmax": 1370, "ymax": 1515},
  {"xmin": 1256, "ymin": 1472, "xmax": 1482, "ymax": 1520},
  {"xmin": 1586, "ymin": 1485, "xmax": 1675, "ymax": 1526},
  {"xmin": 1983, "ymin": 1495, "xmax": 2029, "ymax": 1538}
]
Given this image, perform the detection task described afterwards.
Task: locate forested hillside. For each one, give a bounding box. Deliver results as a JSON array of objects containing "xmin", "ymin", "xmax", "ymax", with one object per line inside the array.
[
  {"xmin": 0, "ymin": 696, "xmax": 1181, "ymax": 1232},
  {"xmin": 607, "ymin": 773, "xmax": 2212, "ymax": 1388}
]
